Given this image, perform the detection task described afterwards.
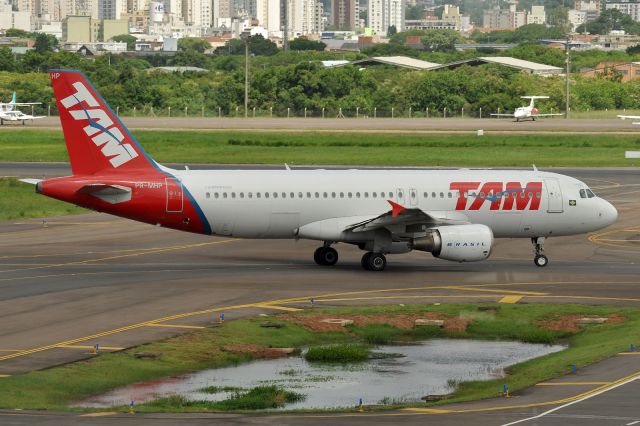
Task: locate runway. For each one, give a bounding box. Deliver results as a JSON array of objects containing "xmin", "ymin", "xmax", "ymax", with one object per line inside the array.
[
  {"xmin": 0, "ymin": 167, "xmax": 638, "ymax": 425},
  {"xmin": 7, "ymin": 116, "xmax": 640, "ymax": 133}
]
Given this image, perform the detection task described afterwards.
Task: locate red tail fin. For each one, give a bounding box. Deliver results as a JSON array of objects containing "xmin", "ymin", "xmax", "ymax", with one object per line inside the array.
[{"xmin": 50, "ymin": 70, "xmax": 155, "ymax": 175}]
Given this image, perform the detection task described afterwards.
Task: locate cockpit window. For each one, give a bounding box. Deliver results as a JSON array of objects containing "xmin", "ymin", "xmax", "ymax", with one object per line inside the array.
[
  {"xmin": 586, "ymin": 189, "xmax": 596, "ymax": 198},
  {"xmin": 579, "ymin": 189, "xmax": 587, "ymax": 199}
]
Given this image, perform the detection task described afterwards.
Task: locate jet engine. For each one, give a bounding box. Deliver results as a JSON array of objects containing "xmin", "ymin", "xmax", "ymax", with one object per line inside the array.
[{"xmin": 411, "ymin": 224, "xmax": 493, "ymax": 262}]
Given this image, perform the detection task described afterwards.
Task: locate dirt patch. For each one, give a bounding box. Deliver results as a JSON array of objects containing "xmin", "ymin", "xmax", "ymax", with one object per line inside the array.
[
  {"xmin": 539, "ymin": 313, "xmax": 627, "ymax": 333},
  {"xmin": 222, "ymin": 344, "xmax": 291, "ymax": 359},
  {"xmin": 279, "ymin": 312, "xmax": 470, "ymax": 333}
]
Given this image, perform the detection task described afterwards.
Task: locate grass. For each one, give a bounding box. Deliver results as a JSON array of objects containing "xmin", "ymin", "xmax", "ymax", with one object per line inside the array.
[
  {"xmin": 0, "ymin": 130, "xmax": 639, "ymax": 167},
  {"xmin": 0, "ymin": 177, "xmax": 86, "ymax": 221},
  {"xmin": 0, "ymin": 303, "xmax": 637, "ymax": 412},
  {"xmin": 304, "ymin": 344, "xmax": 370, "ymax": 363},
  {"xmin": 142, "ymin": 386, "xmax": 304, "ymax": 411}
]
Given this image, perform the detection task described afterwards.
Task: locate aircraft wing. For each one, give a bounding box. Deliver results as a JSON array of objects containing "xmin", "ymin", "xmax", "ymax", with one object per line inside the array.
[
  {"xmin": 617, "ymin": 115, "xmax": 640, "ymax": 124},
  {"xmin": 531, "ymin": 113, "xmax": 563, "ymax": 117},
  {"xmin": 76, "ymin": 183, "xmax": 132, "ymax": 204},
  {"xmin": 490, "ymin": 113, "xmax": 515, "ymax": 117},
  {"xmin": 10, "ymin": 102, "xmax": 42, "ymax": 106},
  {"xmin": 345, "ymin": 201, "xmax": 469, "ymax": 233}
]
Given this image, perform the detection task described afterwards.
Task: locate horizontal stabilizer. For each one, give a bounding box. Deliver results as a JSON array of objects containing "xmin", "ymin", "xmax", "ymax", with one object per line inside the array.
[
  {"xmin": 18, "ymin": 178, "xmax": 42, "ymax": 185},
  {"xmin": 76, "ymin": 183, "xmax": 132, "ymax": 204}
]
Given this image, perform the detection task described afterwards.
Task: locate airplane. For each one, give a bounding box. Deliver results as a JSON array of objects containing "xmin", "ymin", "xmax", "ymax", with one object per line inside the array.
[
  {"xmin": 19, "ymin": 70, "xmax": 618, "ymax": 271},
  {"xmin": 491, "ymin": 96, "xmax": 564, "ymax": 122},
  {"xmin": 0, "ymin": 91, "xmax": 44, "ymax": 125},
  {"xmin": 617, "ymin": 114, "xmax": 640, "ymax": 125}
]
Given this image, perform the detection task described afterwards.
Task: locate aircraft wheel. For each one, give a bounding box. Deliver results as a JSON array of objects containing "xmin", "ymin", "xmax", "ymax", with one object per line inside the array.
[
  {"xmin": 534, "ymin": 255, "xmax": 548, "ymax": 267},
  {"xmin": 361, "ymin": 252, "xmax": 372, "ymax": 270},
  {"xmin": 314, "ymin": 246, "xmax": 338, "ymax": 266},
  {"xmin": 367, "ymin": 253, "xmax": 387, "ymax": 272},
  {"xmin": 314, "ymin": 247, "xmax": 325, "ymax": 265}
]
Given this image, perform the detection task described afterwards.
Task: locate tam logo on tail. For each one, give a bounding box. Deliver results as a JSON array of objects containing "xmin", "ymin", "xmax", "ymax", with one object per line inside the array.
[{"xmin": 58, "ymin": 78, "xmax": 138, "ymax": 168}]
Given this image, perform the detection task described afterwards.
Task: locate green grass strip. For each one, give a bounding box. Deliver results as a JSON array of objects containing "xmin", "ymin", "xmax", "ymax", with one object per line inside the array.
[{"xmin": 1, "ymin": 130, "xmax": 639, "ymax": 166}]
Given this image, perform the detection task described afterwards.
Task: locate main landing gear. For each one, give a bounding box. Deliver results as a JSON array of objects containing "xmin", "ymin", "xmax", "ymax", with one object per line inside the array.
[
  {"xmin": 314, "ymin": 245, "xmax": 338, "ymax": 266},
  {"xmin": 532, "ymin": 237, "xmax": 548, "ymax": 267},
  {"xmin": 361, "ymin": 252, "xmax": 387, "ymax": 272}
]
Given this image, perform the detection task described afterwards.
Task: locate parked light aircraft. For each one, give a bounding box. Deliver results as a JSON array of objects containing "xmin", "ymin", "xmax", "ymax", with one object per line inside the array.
[
  {"xmin": 491, "ymin": 96, "xmax": 563, "ymax": 122},
  {"xmin": 617, "ymin": 114, "xmax": 640, "ymax": 125},
  {"xmin": 20, "ymin": 71, "xmax": 618, "ymax": 271},
  {"xmin": 0, "ymin": 92, "xmax": 43, "ymax": 125}
]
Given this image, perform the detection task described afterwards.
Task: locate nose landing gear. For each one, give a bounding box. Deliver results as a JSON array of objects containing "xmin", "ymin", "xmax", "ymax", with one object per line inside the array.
[{"xmin": 532, "ymin": 237, "xmax": 548, "ymax": 267}]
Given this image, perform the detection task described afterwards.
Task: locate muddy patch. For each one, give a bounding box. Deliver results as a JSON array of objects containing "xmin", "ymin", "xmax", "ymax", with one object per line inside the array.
[
  {"xmin": 539, "ymin": 314, "xmax": 627, "ymax": 333},
  {"xmin": 279, "ymin": 312, "xmax": 470, "ymax": 333}
]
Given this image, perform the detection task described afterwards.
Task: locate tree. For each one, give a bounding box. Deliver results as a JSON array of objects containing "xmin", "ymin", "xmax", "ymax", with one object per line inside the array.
[
  {"xmin": 0, "ymin": 47, "xmax": 16, "ymax": 71},
  {"xmin": 576, "ymin": 9, "xmax": 640, "ymax": 35},
  {"xmin": 34, "ymin": 33, "xmax": 57, "ymax": 54},
  {"xmin": 5, "ymin": 28, "xmax": 30, "ymax": 38},
  {"xmin": 290, "ymin": 38, "xmax": 327, "ymax": 51},
  {"xmin": 111, "ymin": 34, "xmax": 137, "ymax": 51},
  {"xmin": 387, "ymin": 25, "xmax": 397, "ymax": 36},
  {"xmin": 420, "ymin": 29, "xmax": 464, "ymax": 52},
  {"xmin": 405, "ymin": 4, "xmax": 424, "ymax": 20},
  {"xmin": 178, "ymin": 37, "xmax": 211, "ymax": 53},
  {"xmin": 547, "ymin": 7, "xmax": 570, "ymax": 32},
  {"xmin": 219, "ymin": 35, "xmax": 279, "ymax": 56}
]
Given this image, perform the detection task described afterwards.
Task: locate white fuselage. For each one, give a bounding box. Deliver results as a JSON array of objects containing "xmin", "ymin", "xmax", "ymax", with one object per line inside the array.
[{"xmin": 173, "ymin": 169, "xmax": 617, "ymax": 240}]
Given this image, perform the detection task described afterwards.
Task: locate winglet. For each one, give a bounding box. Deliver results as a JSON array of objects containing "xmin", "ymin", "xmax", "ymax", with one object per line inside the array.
[{"xmin": 387, "ymin": 200, "xmax": 407, "ymax": 218}]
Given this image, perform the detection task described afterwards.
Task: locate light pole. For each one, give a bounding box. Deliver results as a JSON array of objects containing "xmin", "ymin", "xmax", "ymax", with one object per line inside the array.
[
  {"xmin": 565, "ymin": 36, "xmax": 570, "ymax": 119},
  {"xmin": 241, "ymin": 31, "xmax": 251, "ymax": 118}
]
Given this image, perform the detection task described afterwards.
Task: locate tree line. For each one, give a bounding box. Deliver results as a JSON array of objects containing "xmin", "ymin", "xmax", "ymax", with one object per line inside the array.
[{"xmin": 0, "ymin": 40, "xmax": 638, "ymax": 115}]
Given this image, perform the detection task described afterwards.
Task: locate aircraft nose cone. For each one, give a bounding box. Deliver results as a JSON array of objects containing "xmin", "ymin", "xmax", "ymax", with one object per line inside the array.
[{"xmin": 601, "ymin": 200, "xmax": 618, "ymax": 226}]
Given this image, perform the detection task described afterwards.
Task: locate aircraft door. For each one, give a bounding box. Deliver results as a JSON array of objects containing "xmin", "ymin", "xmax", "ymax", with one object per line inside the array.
[
  {"xmin": 409, "ymin": 188, "xmax": 418, "ymax": 207},
  {"xmin": 545, "ymin": 178, "xmax": 563, "ymax": 213},
  {"xmin": 165, "ymin": 178, "xmax": 183, "ymax": 213}
]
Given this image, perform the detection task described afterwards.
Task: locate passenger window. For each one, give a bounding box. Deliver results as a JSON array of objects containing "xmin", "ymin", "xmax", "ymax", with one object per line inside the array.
[
  {"xmin": 398, "ymin": 191, "xmax": 403, "ymax": 198},
  {"xmin": 424, "ymin": 192, "xmax": 428, "ymax": 198},
  {"xmin": 389, "ymin": 192, "xmax": 394, "ymax": 198},
  {"xmin": 520, "ymin": 192, "xmax": 525, "ymax": 199},
  {"xmin": 214, "ymin": 192, "xmax": 219, "ymax": 198},
  {"xmin": 536, "ymin": 192, "xmax": 540, "ymax": 199},
  {"xmin": 348, "ymin": 192, "xmax": 353, "ymax": 198},
  {"xmin": 315, "ymin": 192, "xmax": 319, "ymax": 198},
  {"xmin": 432, "ymin": 192, "xmax": 436, "ymax": 198},
  {"xmin": 248, "ymin": 192, "xmax": 253, "ymax": 198},
  {"xmin": 372, "ymin": 192, "xmax": 377, "ymax": 198},
  {"xmin": 240, "ymin": 192, "xmax": 244, "ymax": 198},
  {"xmin": 297, "ymin": 192, "xmax": 302, "ymax": 198},
  {"xmin": 281, "ymin": 192, "xmax": 286, "ymax": 198},
  {"xmin": 340, "ymin": 192, "xmax": 344, "ymax": 198},
  {"xmin": 307, "ymin": 192, "xmax": 311, "ymax": 198},
  {"xmin": 291, "ymin": 192, "xmax": 295, "ymax": 198},
  {"xmin": 206, "ymin": 192, "xmax": 210, "ymax": 199},
  {"xmin": 440, "ymin": 192, "xmax": 444, "ymax": 198},
  {"xmin": 332, "ymin": 192, "xmax": 336, "ymax": 198},
  {"xmin": 223, "ymin": 192, "xmax": 227, "ymax": 198},
  {"xmin": 265, "ymin": 192, "xmax": 269, "ymax": 198},
  {"xmin": 256, "ymin": 192, "xmax": 261, "ymax": 198},
  {"xmin": 447, "ymin": 192, "xmax": 452, "ymax": 198},
  {"xmin": 364, "ymin": 192, "xmax": 369, "ymax": 198},
  {"xmin": 356, "ymin": 192, "xmax": 361, "ymax": 198},
  {"xmin": 323, "ymin": 192, "xmax": 328, "ymax": 198}
]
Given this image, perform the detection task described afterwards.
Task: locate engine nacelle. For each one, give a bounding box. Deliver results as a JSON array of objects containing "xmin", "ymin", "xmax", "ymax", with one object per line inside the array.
[{"xmin": 411, "ymin": 224, "xmax": 493, "ymax": 262}]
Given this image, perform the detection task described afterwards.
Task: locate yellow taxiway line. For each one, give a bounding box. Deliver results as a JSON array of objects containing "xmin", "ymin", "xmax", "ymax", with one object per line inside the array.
[
  {"xmin": 145, "ymin": 323, "xmax": 205, "ymax": 329},
  {"xmin": 536, "ymin": 382, "xmax": 612, "ymax": 386},
  {"xmin": 59, "ymin": 345, "xmax": 125, "ymax": 351},
  {"xmin": 499, "ymin": 295, "xmax": 523, "ymax": 304}
]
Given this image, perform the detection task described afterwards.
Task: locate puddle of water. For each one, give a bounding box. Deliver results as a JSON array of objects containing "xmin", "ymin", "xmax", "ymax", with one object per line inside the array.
[{"xmin": 79, "ymin": 339, "xmax": 564, "ymax": 409}]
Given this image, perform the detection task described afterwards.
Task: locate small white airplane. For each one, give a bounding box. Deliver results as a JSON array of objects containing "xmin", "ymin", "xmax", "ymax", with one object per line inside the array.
[
  {"xmin": 0, "ymin": 92, "xmax": 44, "ymax": 125},
  {"xmin": 492, "ymin": 96, "xmax": 563, "ymax": 122},
  {"xmin": 19, "ymin": 71, "xmax": 618, "ymax": 271},
  {"xmin": 617, "ymin": 114, "xmax": 640, "ymax": 125}
]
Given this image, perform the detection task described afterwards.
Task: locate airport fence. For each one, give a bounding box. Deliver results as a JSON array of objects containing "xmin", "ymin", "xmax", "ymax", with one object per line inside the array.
[{"xmin": 38, "ymin": 104, "xmax": 640, "ymax": 120}]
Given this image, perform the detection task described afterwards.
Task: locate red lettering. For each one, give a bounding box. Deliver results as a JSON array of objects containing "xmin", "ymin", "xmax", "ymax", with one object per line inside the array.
[
  {"xmin": 501, "ymin": 182, "xmax": 542, "ymax": 210},
  {"xmin": 469, "ymin": 182, "xmax": 503, "ymax": 210},
  {"xmin": 450, "ymin": 182, "xmax": 479, "ymax": 210}
]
